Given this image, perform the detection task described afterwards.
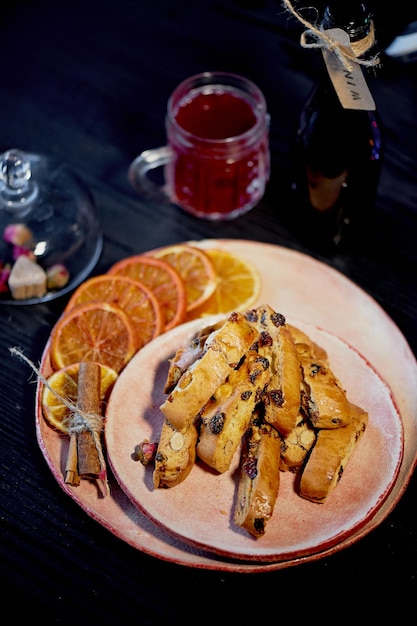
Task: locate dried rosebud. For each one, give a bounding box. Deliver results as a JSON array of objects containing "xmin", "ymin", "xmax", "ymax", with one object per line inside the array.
[
  {"xmin": 12, "ymin": 245, "xmax": 36, "ymax": 261},
  {"xmin": 135, "ymin": 440, "xmax": 158, "ymax": 466},
  {"xmin": 3, "ymin": 223, "xmax": 33, "ymax": 247},
  {"xmin": 0, "ymin": 263, "xmax": 11, "ymax": 293},
  {"xmin": 46, "ymin": 263, "xmax": 70, "ymax": 289}
]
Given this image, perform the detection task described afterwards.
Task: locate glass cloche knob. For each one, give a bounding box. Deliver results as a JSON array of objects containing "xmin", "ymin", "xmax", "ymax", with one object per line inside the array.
[
  {"xmin": 0, "ymin": 149, "xmax": 38, "ymax": 209},
  {"xmin": 0, "ymin": 148, "xmax": 103, "ymax": 304}
]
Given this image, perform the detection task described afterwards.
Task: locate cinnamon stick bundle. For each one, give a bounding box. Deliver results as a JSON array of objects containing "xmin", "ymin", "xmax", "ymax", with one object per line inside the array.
[{"xmin": 65, "ymin": 362, "xmax": 108, "ymax": 493}]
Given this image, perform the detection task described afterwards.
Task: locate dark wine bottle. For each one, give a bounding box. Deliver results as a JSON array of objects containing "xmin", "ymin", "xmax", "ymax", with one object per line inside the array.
[{"xmin": 291, "ymin": 1, "xmax": 383, "ymax": 252}]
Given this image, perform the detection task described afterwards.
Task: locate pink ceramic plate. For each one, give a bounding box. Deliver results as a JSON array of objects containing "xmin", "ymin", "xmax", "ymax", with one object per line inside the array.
[
  {"xmin": 35, "ymin": 239, "xmax": 417, "ymax": 572},
  {"xmin": 105, "ymin": 318, "xmax": 403, "ymax": 562}
]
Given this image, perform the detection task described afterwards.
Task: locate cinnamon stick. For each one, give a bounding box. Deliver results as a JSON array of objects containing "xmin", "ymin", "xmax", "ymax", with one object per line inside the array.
[
  {"xmin": 65, "ymin": 432, "xmax": 80, "ymax": 485},
  {"xmin": 76, "ymin": 361, "xmax": 103, "ymax": 478}
]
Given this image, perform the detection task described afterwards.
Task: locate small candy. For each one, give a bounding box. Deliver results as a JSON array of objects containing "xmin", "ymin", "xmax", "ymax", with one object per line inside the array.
[{"xmin": 8, "ymin": 255, "xmax": 47, "ymax": 300}]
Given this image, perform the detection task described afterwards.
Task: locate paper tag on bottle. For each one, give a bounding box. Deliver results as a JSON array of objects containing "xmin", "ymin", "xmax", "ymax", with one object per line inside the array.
[{"xmin": 322, "ymin": 28, "xmax": 376, "ymax": 111}]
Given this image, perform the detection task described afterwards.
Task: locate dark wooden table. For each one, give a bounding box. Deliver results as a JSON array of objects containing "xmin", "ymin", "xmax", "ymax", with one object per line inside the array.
[{"xmin": 1, "ymin": 1, "xmax": 416, "ymax": 623}]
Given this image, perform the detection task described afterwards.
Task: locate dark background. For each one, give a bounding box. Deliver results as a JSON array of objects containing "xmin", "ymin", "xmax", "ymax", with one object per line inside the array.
[{"xmin": 1, "ymin": 1, "xmax": 416, "ymax": 623}]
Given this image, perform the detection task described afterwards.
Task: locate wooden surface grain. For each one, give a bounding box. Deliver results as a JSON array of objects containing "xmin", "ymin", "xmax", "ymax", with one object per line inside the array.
[{"xmin": 1, "ymin": 1, "xmax": 416, "ymax": 623}]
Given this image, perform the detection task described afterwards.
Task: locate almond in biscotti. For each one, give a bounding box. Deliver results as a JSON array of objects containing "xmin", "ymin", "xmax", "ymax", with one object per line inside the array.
[
  {"xmin": 279, "ymin": 414, "xmax": 316, "ymax": 472},
  {"xmin": 153, "ymin": 419, "xmax": 198, "ymax": 489}
]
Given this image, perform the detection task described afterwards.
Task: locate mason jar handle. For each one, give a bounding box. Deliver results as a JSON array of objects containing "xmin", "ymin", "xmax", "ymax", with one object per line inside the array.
[{"xmin": 128, "ymin": 146, "xmax": 173, "ymax": 202}]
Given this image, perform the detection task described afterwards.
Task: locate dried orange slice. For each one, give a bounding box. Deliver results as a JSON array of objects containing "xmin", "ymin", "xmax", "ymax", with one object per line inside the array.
[
  {"xmin": 50, "ymin": 301, "xmax": 137, "ymax": 373},
  {"xmin": 150, "ymin": 244, "xmax": 217, "ymax": 313},
  {"xmin": 189, "ymin": 249, "xmax": 261, "ymax": 318},
  {"xmin": 42, "ymin": 362, "xmax": 118, "ymax": 434},
  {"xmin": 107, "ymin": 255, "xmax": 186, "ymax": 331},
  {"xmin": 65, "ymin": 275, "xmax": 164, "ymax": 351}
]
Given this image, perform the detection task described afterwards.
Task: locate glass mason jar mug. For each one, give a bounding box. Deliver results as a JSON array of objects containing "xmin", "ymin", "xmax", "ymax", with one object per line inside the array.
[{"xmin": 129, "ymin": 72, "xmax": 271, "ymax": 221}]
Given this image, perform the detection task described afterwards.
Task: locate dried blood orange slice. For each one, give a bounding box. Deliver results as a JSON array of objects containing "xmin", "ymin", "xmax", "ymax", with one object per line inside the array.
[
  {"xmin": 65, "ymin": 275, "xmax": 163, "ymax": 351},
  {"xmin": 150, "ymin": 244, "xmax": 217, "ymax": 313},
  {"xmin": 50, "ymin": 301, "xmax": 137, "ymax": 373},
  {"xmin": 107, "ymin": 255, "xmax": 186, "ymax": 331}
]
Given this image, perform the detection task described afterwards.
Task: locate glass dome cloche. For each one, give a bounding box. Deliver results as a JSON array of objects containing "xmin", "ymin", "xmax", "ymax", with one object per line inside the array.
[{"xmin": 0, "ymin": 149, "xmax": 102, "ymax": 305}]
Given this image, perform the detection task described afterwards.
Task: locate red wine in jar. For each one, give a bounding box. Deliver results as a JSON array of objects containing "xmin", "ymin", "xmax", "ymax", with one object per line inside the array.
[
  {"xmin": 167, "ymin": 87, "xmax": 270, "ymax": 219},
  {"xmin": 175, "ymin": 90, "xmax": 257, "ymax": 139}
]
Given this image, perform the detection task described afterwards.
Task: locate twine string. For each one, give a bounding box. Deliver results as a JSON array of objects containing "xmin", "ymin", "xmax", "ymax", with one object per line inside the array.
[
  {"xmin": 9, "ymin": 347, "xmax": 105, "ymax": 457},
  {"xmin": 281, "ymin": 0, "xmax": 380, "ymax": 71}
]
